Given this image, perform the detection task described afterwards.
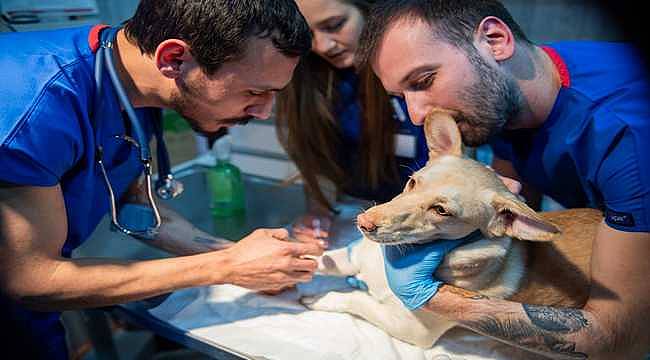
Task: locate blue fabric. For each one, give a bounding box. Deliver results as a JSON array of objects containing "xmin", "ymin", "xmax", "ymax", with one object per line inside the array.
[
  {"xmin": 335, "ymin": 69, "xmax": 428, "ymax": 202},
  {"xmin": 0, "ymin": 26, "xmax": 155, "ymax": 357},
  {"xmin": 490, "ymin": 42, "xmax": 650, "ymax": 232}
]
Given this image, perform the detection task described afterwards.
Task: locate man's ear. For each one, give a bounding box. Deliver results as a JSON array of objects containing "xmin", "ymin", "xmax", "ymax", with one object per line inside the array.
[
  {"xmin": 155, "ymin": 39, "xmax": 193, "ymax": 79},
  {"xmin": 475, "ymin": 16, "xmax": 515, "ymax": 62},
  {"xmin": 487, "ymin": 193, "xmax": 560, "ymax": 241},
  {"xmin": 424, "ymin": 108, "xmax": 463, "ymax": 159}
]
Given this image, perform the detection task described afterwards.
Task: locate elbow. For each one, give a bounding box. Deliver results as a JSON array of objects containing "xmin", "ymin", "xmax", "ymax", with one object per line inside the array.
[
  {"xmin": 1, "ymin": 267, "xmax": 60, "ymax": 311},
  {"xmin": 581, "ymin": 311, "xmax": 648, "ymax": 360},
  {"xmin": 2, "ymin": 279, "xmax": 45, "ymax": 311}
]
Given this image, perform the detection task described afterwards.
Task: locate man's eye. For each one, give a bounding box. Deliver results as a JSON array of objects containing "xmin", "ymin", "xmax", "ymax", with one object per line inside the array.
[
  {"xmin": 411, "ymin": 73, "xmax": 435, "ymax": 91},
  {"xmin": 249, "ymin": 90, "xmax": 264, "ymax": 96}
]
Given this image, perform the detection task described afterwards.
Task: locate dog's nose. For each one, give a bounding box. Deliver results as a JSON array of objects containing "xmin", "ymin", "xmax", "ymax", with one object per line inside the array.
[{"xmin": 357, "ymin": 213, "xmax": 377, "ymax": 232}]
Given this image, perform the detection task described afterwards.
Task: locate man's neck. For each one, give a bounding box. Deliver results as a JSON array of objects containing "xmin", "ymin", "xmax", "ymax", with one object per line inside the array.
[
  {"xmin": 506, "ymin": 44, "xmax": 562, "ymax": 130},
  {"xmin": 113, "ymin": 29, "xmax": 167, "ymax": 108}
]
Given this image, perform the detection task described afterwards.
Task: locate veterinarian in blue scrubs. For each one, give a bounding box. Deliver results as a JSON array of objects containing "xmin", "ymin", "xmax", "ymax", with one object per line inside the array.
[
  {"xmin": 0, "ymin": 2, "xmax": 326, "ymax": 358},
  {"xmin": 278, "ymin": 0, "xmax": 429, "ymax": 236},
  {"xmin": 358, "ymin": 1, "xmax": 650, "ymax": 358}
]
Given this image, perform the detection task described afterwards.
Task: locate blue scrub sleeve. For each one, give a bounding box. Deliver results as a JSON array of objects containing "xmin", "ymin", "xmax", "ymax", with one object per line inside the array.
[
  {"xmin": 488, "ymin": 137, "xmax": 514, "ymax": 163},
  {"xmin": 596, "ymin": 129, "xmax": 649, "ymax": 232},
  {"xmin": 0, "ymin": 87, "xmax": 83, "ymax": 186}
]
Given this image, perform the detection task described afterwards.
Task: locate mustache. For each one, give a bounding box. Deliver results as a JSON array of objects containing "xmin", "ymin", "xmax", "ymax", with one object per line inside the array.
[{"xmin": 221, "ymin": 116, "xmax": 253, "ymax": 126}]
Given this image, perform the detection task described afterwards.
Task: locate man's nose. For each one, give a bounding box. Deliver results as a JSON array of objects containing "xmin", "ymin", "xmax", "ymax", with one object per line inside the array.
[
  {"xmin": 245, "ymin": 94, "xmax": 275, "ymax": 120},
  {"xmin": 404, "ymin": 93, "xmax": 429, "ymax": 126}
]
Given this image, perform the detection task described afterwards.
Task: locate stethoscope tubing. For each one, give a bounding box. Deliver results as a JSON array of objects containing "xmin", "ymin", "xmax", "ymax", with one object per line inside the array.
[{"xmin": 94, "ymin": 26, "xmax": 167, "ymax": 238}]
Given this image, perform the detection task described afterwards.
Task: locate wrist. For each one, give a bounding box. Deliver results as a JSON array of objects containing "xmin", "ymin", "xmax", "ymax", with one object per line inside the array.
[
  {"xmin": 193, "ymin": 249, "xmax": 233, "ymax": 286},
  {"xmin": 421, "ymin": 284, "xmax": 487, "ymax": 321}
]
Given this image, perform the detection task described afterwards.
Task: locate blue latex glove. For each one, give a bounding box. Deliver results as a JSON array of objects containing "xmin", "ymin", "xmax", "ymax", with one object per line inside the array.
[{"xmin": 382, "ymin": 235, "xmax": 477, "ymax": 310}]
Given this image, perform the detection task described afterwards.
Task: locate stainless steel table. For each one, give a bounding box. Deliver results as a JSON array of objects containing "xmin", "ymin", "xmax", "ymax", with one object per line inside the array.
[{"xmin": 73, "ymin": 164, "xmax": 364, "ymax": 359}]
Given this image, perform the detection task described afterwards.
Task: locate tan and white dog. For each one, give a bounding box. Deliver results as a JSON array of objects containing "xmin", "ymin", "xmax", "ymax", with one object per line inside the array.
[{"xmin": 301, "ymin": 110, "xmax": 600, "ymax": 348}]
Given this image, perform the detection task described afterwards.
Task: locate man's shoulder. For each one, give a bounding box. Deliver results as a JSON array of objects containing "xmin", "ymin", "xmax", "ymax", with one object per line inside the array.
[
  {"xmin": 0, "ymin": 26, "xmax": 96, "ymax": 145},
  {"xmin": 547, "ymin": 41, "xmax": 650, "ymax": 103}
]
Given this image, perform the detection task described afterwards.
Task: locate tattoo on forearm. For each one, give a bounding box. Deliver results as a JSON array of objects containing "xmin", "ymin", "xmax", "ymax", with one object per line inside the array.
[
  {"xmin": 463, "ymin": 305, "xmax": 589, "ymax": 359},
  {"xmin": 193, "ymin": 236, "xmax": 219, "ymax": 245},
  {"xmin": 523, "ymin": 304, "xmax": 589, "ymax": 333}
]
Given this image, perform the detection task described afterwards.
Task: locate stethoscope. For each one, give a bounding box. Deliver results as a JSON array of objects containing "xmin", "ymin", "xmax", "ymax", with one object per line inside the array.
[{"xmin": 93, "ymin": 26, "xmax": 184, "ymax": 238}]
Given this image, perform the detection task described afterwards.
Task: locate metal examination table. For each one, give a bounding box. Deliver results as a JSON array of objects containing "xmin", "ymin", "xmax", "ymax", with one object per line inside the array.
[{"xmin": 74, "ymin": 163, "xmax": 361, "ymax": 359}]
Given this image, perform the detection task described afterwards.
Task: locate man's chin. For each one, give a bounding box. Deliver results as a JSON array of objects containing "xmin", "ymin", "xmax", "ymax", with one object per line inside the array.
[{"xmin": 185, "ymin": 117, "xmax": 253, "ymax": 137}]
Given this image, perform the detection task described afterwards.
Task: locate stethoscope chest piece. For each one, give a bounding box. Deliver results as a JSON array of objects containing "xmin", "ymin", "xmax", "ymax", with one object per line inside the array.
[{"xmin": 156, "ymin": 175, "xmax": 184, "ymax": 200}]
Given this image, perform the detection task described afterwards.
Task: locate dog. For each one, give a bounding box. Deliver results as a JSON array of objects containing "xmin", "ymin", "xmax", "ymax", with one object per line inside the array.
[{"xmin": 301, "ymin": 109, "xmax": 600, "ymax": 348}]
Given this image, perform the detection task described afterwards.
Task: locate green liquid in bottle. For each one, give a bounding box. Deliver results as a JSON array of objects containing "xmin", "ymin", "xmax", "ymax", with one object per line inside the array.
[
  {"xmin": 207, "ymin": 160, "xmax": 246, "ymax": 217},
  {"xmin": 207, "ymin": 135, "xmax": 246, "ymax": 218}
]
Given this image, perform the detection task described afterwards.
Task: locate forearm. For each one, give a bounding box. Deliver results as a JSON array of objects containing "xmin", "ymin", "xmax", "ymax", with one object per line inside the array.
[
  {"xmin": 148, "ymin": 204, "xmax": 233, "ymax": 255},
  {"xmin": 4, "ymin": 251, "xmax": 228, "ymax": 311},
  {"xmin": 424, "ymin": 285, "xmax": 613, "ymax": 359}
]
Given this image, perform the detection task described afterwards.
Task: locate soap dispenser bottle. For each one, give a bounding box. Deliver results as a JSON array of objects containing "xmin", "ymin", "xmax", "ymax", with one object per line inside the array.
[{"xmin": 206, "ymin": 134, "xmax": 246, "ymax": 217}]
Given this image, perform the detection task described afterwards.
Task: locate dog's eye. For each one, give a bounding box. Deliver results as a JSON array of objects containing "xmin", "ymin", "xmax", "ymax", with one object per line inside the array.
[
  {"xmin": 404, "ymin": 178, "xmax": 416, "ymax": 192},
  {"xmin": 429, "ymin": 204, "xmax": 451, "ymax": 216}
]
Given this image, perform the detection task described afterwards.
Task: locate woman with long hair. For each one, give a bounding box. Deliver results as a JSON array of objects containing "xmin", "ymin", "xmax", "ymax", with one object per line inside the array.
[{"xmin": 276, "ymin": 0, "xmax": 429, "ymax": 238}]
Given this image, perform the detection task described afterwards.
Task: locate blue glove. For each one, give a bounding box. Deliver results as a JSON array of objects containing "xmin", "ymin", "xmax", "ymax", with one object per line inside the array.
[{"xmin": 382, "ymin": 236, "xmax": 476, "ymax": 310}]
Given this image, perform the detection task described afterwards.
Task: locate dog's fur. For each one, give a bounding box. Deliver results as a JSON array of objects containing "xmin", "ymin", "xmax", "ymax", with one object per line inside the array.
[{"xmin": 301, "ymin": 110, "xmax": 600, "ymax": 348}]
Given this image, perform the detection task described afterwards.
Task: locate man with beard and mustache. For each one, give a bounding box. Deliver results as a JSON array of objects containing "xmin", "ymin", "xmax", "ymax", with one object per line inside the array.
[
  {"xmin": 355, "ymin": 0, "xmax": 650, "ymax": 358},
  {"xmin": 0, "ymin": 1, "xmax": 326, "ymax": 358}
]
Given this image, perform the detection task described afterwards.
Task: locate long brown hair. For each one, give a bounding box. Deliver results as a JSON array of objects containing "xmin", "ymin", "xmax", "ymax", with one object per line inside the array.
[{"xmin": 276, "ymin": 0, "xmax": 398, "ymax": 212}]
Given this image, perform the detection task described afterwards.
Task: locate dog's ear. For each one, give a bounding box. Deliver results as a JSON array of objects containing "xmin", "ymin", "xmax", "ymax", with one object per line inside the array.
[
  {"xmin": 424, "ymin": 109, "xmax": 463, "ymax": 159},
  {"xmin": 487, "ymin": 193, "xmax": 561, "ymax": 241}
]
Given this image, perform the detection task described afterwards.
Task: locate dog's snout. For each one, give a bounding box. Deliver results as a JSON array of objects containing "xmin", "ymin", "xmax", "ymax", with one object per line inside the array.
[{"xmin": 357, "ymin": 213, "xmax": 377, "ymax": 233}]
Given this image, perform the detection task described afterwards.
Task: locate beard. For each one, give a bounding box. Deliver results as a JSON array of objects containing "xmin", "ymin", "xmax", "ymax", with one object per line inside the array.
[
  {"xmin": 169, "ymin": 77, "xmax": 253, "ymax": 137},
  {"xmin": 453, "ymin": 47, "xmax": 523, "ymax": 147}
]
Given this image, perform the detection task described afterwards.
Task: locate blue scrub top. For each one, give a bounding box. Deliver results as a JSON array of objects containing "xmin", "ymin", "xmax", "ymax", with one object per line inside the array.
[
  {"xmin": 490, "ymin": 42, "xmax": 650, "ymax": 232},
  {"xmin": 335, "ymin": 68, "xmax": 428, "ymax": 202},
  {"xmin": 0, "ymin": 25, "xmax": 155, "ymax": 358}
]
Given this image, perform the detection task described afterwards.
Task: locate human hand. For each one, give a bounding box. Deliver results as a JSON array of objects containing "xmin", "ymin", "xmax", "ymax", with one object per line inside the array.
[
  {"xmin": 292, "ymin": 214, "xmax": 332, "ymax": 245},
  {"xmin": 220, "ymin": 228, "xmax": 325, "ymax": 292},
  {"xmin": 485, "ymin": 166, "xmax": 522, "ymax": 195},
  {"xmin": 382, "ymin": 239, "xmax": 470, "ymax": 310},
  {"xmin": 497, "ymin": 175, "xmax": 522, "ymax": 195}
]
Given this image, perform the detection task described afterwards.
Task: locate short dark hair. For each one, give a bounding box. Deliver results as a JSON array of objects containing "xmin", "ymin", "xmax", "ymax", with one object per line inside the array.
[
  {"xmin": 357, "ymin": 0, "xmax": 531, "ymax": 68},
  {"xmin": 124, "ymin": 0, "xmax": 312, "ymax": 74}
]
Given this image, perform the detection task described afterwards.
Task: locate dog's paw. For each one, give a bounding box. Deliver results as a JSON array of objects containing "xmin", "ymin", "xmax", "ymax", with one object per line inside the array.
[{"xmin": 300, "ymin": 292, "xmax": 350, "ymax": 312}]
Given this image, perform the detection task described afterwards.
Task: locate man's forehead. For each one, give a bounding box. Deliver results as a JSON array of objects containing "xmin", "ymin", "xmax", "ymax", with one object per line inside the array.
[
  {"xmin": 223, "ymin": 37, "xmax": 298, "ymax": 88},
  {"xmin": 372, "ymin": 18, "xmax": 448, "ymax": 88}
]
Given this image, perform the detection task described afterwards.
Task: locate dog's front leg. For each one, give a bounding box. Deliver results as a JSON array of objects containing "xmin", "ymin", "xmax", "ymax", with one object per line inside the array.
[
  {"xmin": 302, "ymin": 290, "xmax": 442, "ymax": 347},
  {"xmin": 316, "ymin": 246, "xmax": 360, "ymax": 276}
]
